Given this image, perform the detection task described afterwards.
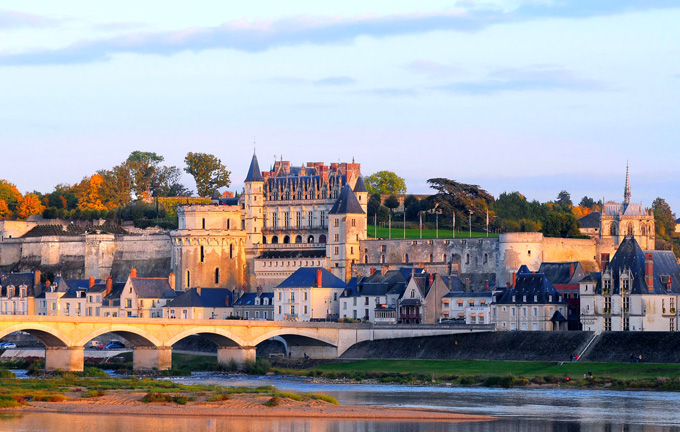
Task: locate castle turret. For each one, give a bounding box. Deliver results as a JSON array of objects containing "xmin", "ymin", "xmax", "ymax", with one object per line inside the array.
[
  {"xmin": 328, "ymin": 184, "xmax": 367, "ymax": 281},
  {"xmin": 353, "ymin": 176, "xmax": 369, "ymax": 215},
  {"xmin": 244, "ymin": 152, "xmax": 264, "ymax": 253}
]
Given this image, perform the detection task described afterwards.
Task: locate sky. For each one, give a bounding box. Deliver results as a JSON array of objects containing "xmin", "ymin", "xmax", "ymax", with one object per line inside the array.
[{"xmin": 1, "ymin": 1, "xmax": 679, "ymax": 211}]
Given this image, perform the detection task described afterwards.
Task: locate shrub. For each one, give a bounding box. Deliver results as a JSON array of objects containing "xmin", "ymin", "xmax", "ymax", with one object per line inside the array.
[
  {"xmin": 0, "ymin": 368, "xmax": 16, "ymax": 378},
  {"xmin": 33, "ymin": 394, "xmax": 69, "ymax": 402},
  {"xmin": 82, "ymin": 390, "xmax": 106, "ymax": 398},
  {"xmin": 264, "ymin": 396, "xmax": 281, "ymax": 407},
  {"xmin": 0, "ymin": 396, "xmax": 23, "ymax": 408},
  {"xmin": 244, "ymin": 358, "xmax": 271, "ymax": 375},
  {"xmin": 308, "ymin": 394, "xmax": 339, "ymax": 405},
  {"xmin": 172, "ymin": 395, "xmax": 188, "ymax": 405},
  {"xmin": 207, "ymin": 393, "xmax": 230, "ymax": 402},
  {"xmin": 77, "ymin": 367, "xmax": 108, "ymax": 378},
  {"xmin": 141, "ymin": 392, "xmax": 173, "ymax": 403}
]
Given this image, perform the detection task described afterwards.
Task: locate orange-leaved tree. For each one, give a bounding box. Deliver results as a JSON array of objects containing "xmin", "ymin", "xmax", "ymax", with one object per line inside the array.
[{"xmin": 16, "ymin": 193, "xmax": 45, "ymax": 219}]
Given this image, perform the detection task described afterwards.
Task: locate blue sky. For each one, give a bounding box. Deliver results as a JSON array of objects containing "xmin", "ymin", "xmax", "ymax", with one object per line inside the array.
[{"xmin": 1, "ymin": 1, "xmax": 679, "ymax": 211}]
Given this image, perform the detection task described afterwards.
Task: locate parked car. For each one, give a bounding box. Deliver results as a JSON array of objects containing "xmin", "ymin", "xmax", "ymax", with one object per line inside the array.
[
  {"xmin": 105, "ymin": 341, "xmax": 125, "ymax": 349},
  {"xmin": 0, "ymin": 342, "xmax": 17, "ymax": 349}
]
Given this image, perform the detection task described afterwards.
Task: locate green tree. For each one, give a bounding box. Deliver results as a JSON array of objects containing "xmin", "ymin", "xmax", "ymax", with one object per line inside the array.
[
  {"xmin": 493, "ymin": 192, "xmax": 529, "ymax": 221},
  {"xmin": 126, "ymin": 151, "xmax": 165, "ymax": 200},
  {"xmin": 364, "ymin": 171, "xmax": 407, "ymax": 195},
  {"xmin": 541, "ymin": 212, "xmax": 581, "ymax": 238},
  {"xmin": 652, "ymin": 197, "xmax": 676, "ymax": 239},
  {"xmin": 425, "ymin": 178, "xmax": 494, "ymax": 228},
  {"xmin": 98, "ymin": 164, "xmax": 134, "ymax": 208},
  {"xmin": 556, "ymin": 190, "xmax": 572, "ymax": 207},
  {"xmin": 404, "ymin": 195, "xmax": 421, "ymax": 221},
  {"xmin": 152, "ymin": 166, "xmax": 192, "ymax": 197},
  {"xmin": 579, "ymin": 196, "xmax": 596, "ymax": 209},
  {"xmin": 184, "ymin": 152, "xmax": 231, "ymax": 197},
  {"xmin": 367, "ymin": 193, "xmax": 382, "ymax": 220},
  {"xmin": 384, "ymin": 195, "xmax": 400, "ymax": 212}
]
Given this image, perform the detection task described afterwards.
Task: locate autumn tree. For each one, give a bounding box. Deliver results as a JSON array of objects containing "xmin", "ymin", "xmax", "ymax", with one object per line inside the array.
[
  {"xmin": 364, "ymin": 171, "xmax": 407, "ymax": 195},
  {"xmin": 98, "ymin": 163, "xmax": 134, "ymax": 208},
  {"xmin": 0, "ymin": 180, "xmax": 22, "ymax": 214},
  {"xmin": 652, "ymin": 197, "xmax": 676, "ymax": 239},
  {"xmin": 0, "ymin": 200, "xmax": 11, "ymax": 219},
  {"xmin": 16, "ymin": 193, "xmax": 45, "ymax": 219},
  {"xmin": 77, "ymin": 174, "xmax": 107, "ymax": 211},
  {"xmin": 184, "ymin": 152, "xmax": 231, "ymax": 197}
]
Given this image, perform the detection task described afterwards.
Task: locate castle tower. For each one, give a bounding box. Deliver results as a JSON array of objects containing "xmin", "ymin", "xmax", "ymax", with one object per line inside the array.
[
  {"xmin": 244, "ymin": 152, "xmax": 264, "ymax": 254},
  {"xmin": 353, "ymin": 176, "xmax": 369, "ymax": 215},
  {"xmin": 328, "ymin": 184, "xmax": 367, "ymax": 281}
]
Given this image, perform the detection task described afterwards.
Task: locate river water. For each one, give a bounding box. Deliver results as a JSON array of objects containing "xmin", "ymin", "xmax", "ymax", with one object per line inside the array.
[{"xmin": 2, "ymin": 373, "xmax": 680, "ymax": 431}]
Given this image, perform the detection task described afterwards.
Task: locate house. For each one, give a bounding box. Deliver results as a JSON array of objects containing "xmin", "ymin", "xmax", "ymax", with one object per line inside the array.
[
  {"xmin": 101, "ymin": 281, "xmax": 127, "ymax": 317},
  {"xmin": 232, "ymin": 291, "xmax": 274, "ymax": 320},
  {"xmin": 538, "ymin": 262, "xmax": 586, "ymax": 330},
  {"xmin": 59, "ymin": 277, "xmax": 103, "ymax": 318},
  {"xmin": 38, "ymin": 276, "xmax": 70, "ymax": 316},
  {"xmin": 493, "ymin": 266, "xmax": 568, "ymax": 331},
  {"xmin": 398, "ymin": 271, "xmax": 457, "ymax": 324},
  {"xmin": 118, "ymin": 269, "xmax": 178, "ymax": 318},
  {"xmin": 580, "ymin": 236, "xmax": 680, "ymax": 332},
  {"xmin": 339, "ymin": 268, "xmax": 413, "ymax": 323},
  {"xmin": 273, "ymin": 267, "xmax": 346, "ymax": 321},
  {"xmin": 442, "ymin": 291, "xmax": 493, "ymax": 324},
  {"xmin": 163, "ymin": 287, "xmax": 234, "ymax": 320},
  {"xmin": 0, "ymin": 270, "xmax": 42, "ymax": 315}
]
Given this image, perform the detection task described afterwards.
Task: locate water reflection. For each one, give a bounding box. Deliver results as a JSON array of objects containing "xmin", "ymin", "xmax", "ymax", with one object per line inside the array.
[{"xmin": 2, "ymin": 413, "xmax": 680, "ymax": 432}]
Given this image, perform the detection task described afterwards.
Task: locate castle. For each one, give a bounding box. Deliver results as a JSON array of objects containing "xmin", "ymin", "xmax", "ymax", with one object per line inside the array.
[{"xmin": 170, "ymin": 153, "xmax": 368, "ymax": 290}]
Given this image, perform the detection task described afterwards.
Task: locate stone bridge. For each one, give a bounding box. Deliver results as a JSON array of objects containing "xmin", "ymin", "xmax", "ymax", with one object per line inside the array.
[{"xmin": 0, "ymin": 316, "xmax": 492, "ymax": 371}]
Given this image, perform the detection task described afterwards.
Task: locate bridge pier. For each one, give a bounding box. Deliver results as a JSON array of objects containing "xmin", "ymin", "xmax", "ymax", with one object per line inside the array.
[
  {"xmin": 289, "ymin": 345, "xmax": 338, "ymax": 359},
  {"xmin": 133, "ymin": 347, "xmax": 172, "ymax": 371},
  {"xmin": 217, "ymin": 346, "xmax": 256, "ymax": 368},
  {"xmin": 45, "ymin": 347, "xmax": 84, "ymax": 372}
]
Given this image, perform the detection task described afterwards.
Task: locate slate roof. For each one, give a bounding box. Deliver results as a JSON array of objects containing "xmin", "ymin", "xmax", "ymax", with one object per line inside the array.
[
  {"xmin": 166, "ymin": 288, "xmax": 233, "ymax": 308},
  {"xmin": 245, "ymin": 153, "xmax": 264, "ymax": 182},
  {"xmin": 444, "ymin": 291, "xmax": 493, "ymax": 299},
  {"xmin": 353, "ymin": 176, "xmax": 368, "ymax": 193},
  {"xmin": 596, "ymin": 238, "xmax": 680, "ymax": 294},
  {"xmin": 0, "ymin": 272, "xmax": 41, "ymax": 297},
  {"xmin": 329, "ymin": 184, "xmax": 365, "ymax": 215},
  {"xmin": 578, "ymin": 211, "xmax": 601, "ymax": 229},
  {"xmin": 233, "ymin": 292, "xmax": 273, "ymax": 306},
  {"xmin": 102, "ymin": 282, "xmax": 127, "ymax": 306},
  {"xmin": 538, "ymin": 262, "xmax": 585, "ymax": 285},
  {"xmin": 494, "ymin": 271, "xmax": 565, "ymax": 305},
  {"xmin": 218, "ymin": 197, "xmax": 240, "ymax": 206},
  {"xmin": 130, "ymin": 278, "xmax": 177, "ymax": 299},
  {"xmin": 352, "ymin": 268, "xmax": 416, "ymax": 297},
  {"xmin": 65, "ymin": 279, "xmax": 103, "ymax": 290},
  {"xmin": 277, "ymin": 267, "xmax": 346, "ymax": 289}
]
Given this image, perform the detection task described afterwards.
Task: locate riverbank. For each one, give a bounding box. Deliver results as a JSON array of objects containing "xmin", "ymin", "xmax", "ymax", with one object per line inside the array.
[{"xmin": 0, "ymin": 375, "xmax": 492, "ymax": 423}]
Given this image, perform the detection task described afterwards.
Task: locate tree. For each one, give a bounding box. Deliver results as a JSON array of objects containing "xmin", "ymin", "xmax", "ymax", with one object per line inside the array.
[
  {"xmin": 152, "ymin": 166, "xmax": 192, "ymax": 197},
  {"xmin": 493, "ymin": 192, "xmax": 529, "ymax": 221},
  {"xmin": 404, "ymin": 195, "xmax": 421, "ymax": 221},
  {"xmin": 76, "ymin": 174, "xmax": 107, "ymax": 211},
  {"xmin": 0, "ymin": 180, "xmax": 22, "ymax": 213},
  {"xmin": 184, "ymin": 152, "xmax": 231, "ymax": 197},
  {"xmin": 579, "ymin": 196, "xmax": 596, "ymax": 209},
  {"xmin": 98, "ymin": 164, "xmax": 134, "ymax": 208},
  {"xmin": 541, "ymin": 212, "xmax": 581, "ymax": 238},
  {"xmin": 384, "ymin": 195, "xmax": 400, "ymax": 212},
  {"xmin": 652, "ymin": 197, "xmax": 676, "ymax": 239},
  {"xmin": 126, "ymin": 151, "xmax": 165, "ymax": 200},
  {"xmin": 556, "ymin": 190, "xmax": 572, "ymax": 207},
  {"xmin": 425, "ymin": 178, "xmax": 494, "ymax": 228},
  {"xmin": 16, "ymin": 193, "xmax": 45, "ymax": 219},
  {"xmin": 0, "ymin": 200, "xmax": 11, "ymax": 219},
  {"xmin": 364, "ymin": 171, "xmax": 406, "ymax": 195},
  {"xmin": 367, "ymin": 193, "xmax": 382, "ymax": 219}
]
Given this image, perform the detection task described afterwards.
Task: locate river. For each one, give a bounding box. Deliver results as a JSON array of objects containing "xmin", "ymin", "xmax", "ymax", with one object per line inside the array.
[{"xmin": 2, "ymin": 373, "xmax": 680, "ymax": 431}]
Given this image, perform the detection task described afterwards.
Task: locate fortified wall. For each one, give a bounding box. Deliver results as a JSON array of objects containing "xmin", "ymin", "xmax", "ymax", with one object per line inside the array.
[
  {"xmin": 0, "ymin": 233, "xmax": 172, "ymax": 281},
  {"xmin": 357, "ymin": 233, "xmax": 614, "ymax": 290}
]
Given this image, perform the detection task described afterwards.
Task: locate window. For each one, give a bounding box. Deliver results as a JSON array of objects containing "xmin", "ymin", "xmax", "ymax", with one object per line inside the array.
[
  {"xmin": 605, "ymin": 317, "xmax": 612, "ymax": 331},
  {"xmin": 291, "ymin": 305, "xmax": 295, "ymax": 315},
  {"xmin": 334, "ymin": 247, "xmax": 339, "ymax": 255},
  {"xmin": 202, "ymin": 218, "xmax": 206, "ymax": 229},
  {"xmin": 334, "ymin": 218, "xmax": 339, "ymax": 227},
  {"xmin": 229, "ymin": 244, "xmax": 233, "ymax": 259},
  {"xmin": 483, "ymin": 253, "xmax": 488, "ymax": 264},
  {"xmin": 303, "ymin": 305, "xmax": 308, "ymax": 314},
  {"xmin": 186, "ymin": 270, "xmax": 191, "ymax": 288},
  {"xmin": 334, "ymin": 293, "xmax": 337, "ymax": 301},
  {"xmin": 351, "ymin": 219, "xmax": 356, "ymax": 227},
  {"xmin": 334, "ymin": 234, "xmax": 339, "ymax": 242},
  {"xmin": 126, "ymin": 299, "xmax": 132, "ymax": 308},
  {"xmin": 465, "ymin": 254, "xmax": 470, "ymax": 264},
  {"xmin": 200, "ymin": 246, "xmax": 205, "ymax": 263},
  {"xmin": 215, "ymin": 268, "xmax": 220, "ymax": 284},
  {"xmin": 304, "ymin": 291, "xmax": 308, "ymax": 301}
]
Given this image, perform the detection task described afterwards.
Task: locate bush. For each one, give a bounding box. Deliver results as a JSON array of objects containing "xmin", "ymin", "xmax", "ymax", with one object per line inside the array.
[
  {"xmin": 244, "ymin": 358, "xmax": 271, "ymax": 375},
  {"xmin": 207, "ymin": 393, "xmax": 230, "ymax": 402},
  {"xmin": 33, "ymin": 394, "xmax": 69, "ymax": 402},
  {"xmin": 0, "ymin": 368, "xmax": 16, "ymax": 378},
  {"xmin": 82, "ymin": 390, "xmax": 106, "ymax": 398},
  {"xmin": 0, "ymin": 396, "xmax": 23, "ymax": 408},
  {"xmin": 77, "ymin": 367, "xmax": 108, "ymax": 378},
  {"xmin": 264, "ymin": 396, "xmax": 281, "ymax": 407},
  {"xmin": 308, "ymin": 394, "xmax": 339, "ymax": 405}
]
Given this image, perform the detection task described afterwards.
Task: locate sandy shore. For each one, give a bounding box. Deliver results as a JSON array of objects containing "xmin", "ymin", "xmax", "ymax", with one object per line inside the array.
[{"xmin": 3, "ymin": 392, "xmax": 495, "ymax": 422}]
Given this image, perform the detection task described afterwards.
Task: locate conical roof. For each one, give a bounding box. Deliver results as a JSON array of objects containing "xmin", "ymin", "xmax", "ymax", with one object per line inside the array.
[
  {"xmin": 329, "ymin": 184, "xmax": 365, "ymax": 214},
  {"xmin": 353, "ymin": 176, "xmax": 368, "ymax": 193},
  {"xmin": 245, "ymin": 153, "xmax": 264, "ymax": 182}
]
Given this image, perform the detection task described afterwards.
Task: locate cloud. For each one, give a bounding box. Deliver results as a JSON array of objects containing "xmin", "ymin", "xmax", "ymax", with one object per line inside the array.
[
  {"xmin": 434, "ymin": 66, "xmax": 607, "ymax": 94},
  {"xmin": 1, "ymin": 1, "xmax": 678, "ymax": 65},
  {"xmin": 358, "ymin": 87, "xmax": 418, "ymax": 97},
  {"xmin": 404, "ymin": 59, "xmax": 461, "ymax": 77},
  {"xmin": 313, "ymin": 76, "xmax": 356, "ymax": 86},
  {"xmin": 0, "ymin": 9, "xmax": 59, "ymax": 29}
]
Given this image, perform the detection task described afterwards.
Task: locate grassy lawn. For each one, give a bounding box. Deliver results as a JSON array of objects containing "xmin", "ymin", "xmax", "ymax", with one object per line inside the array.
[
  {"xmin": 314, "ymin": 359, "xmax": 680, "ymax": 380},
  {"xmin": 368, "ymin": 225, "xmax": 497, "ymax": 239}
]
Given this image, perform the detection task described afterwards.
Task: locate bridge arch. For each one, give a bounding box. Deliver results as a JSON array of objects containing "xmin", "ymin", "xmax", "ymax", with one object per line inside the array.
[
  {"xmin": 250, "ymin": 328, "xmax": 337, "ymax": 348},
  {"xmin": 165, "ymin": 328, "xmax": 247, "ymax": 348},
  {"xmin": 0, "ymin": 324, "xmax": 70, "ymax": 348},
  {"xmin": 75, "ymin": 325, "xmax": 163, "ymax": 348}
]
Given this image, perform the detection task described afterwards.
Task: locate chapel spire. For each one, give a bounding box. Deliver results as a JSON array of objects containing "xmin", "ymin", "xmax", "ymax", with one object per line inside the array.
[{"xmin": 623, "ymin": 162, "xmax": 631, "ymax": 207}]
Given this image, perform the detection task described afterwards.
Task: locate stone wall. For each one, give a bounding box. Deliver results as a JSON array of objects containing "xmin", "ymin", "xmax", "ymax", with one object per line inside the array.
[{"xmin": 0, "ymin": 233, "xmax": 172, "ymax": 281}]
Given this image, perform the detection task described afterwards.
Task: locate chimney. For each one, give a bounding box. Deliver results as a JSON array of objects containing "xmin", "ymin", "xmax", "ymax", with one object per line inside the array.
[
  {"xmin": 104, "ymin": 277, "xmax": 113, "ymax": 297},
  {"xmin": 45, "ymin": 280, "xmax": 51, "ymax": 288},
  {"xmin": 130, "ymin": 268, "xmax": 137, "ymax": 279},
  {"xmin": 225, "ymin": 291, "xmax": 231, "ymax": 307},
  {"xmin": 506, "ymin": 282, "xmax": 511, "ymax": 289},
  {"xmin": 381, "ymin": 266, "xmax": 388, "ymax": 276},
  {"xmin": 512, "ymin": 271, "xmax": 517, "ymax": 288},
  {"xmin": 569, "ymin": 262, "xmax": 575, "ymax": 278},
  {"xmin": 197, "ymin": 287, "xmax": 202, "ymax": 296},
  {"xmin": 465, "ymin": 278, "xmax": 470, "ymax": 291},
  {"xmin": 257, "ymin": 285, "xmax": 263, "ymax": 294},
  {"xmin": 316, "ymin": 268, "xmax": 323, "ymax": 288},
  {"xmin": 89, "ymin": 276, "xmax": 95, "ymax": 288},
  {"xmin": 34, "ymin": 270, "xmax": 41, "ymax": 287},
  {"xmin": 428, "ymin": 273, "xmax": 434, "ymax": 286},
  {"xmin": 370, "ymin": 267, "xmax": 376, "ymax": 276},
  {"xmin": 645, "ymin": 253, "xmax": 654, "ymax": 291},
  {"xmin": 168, "ymin": 272, "xmax": 176, "ymax": 290},
  {"xmin": 600, "ymin": 253, "xmax": 610, "ymax": 272},
  {"xmin": 485, "ymin": 281, "xmax": 490, "ymax": 291}
]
